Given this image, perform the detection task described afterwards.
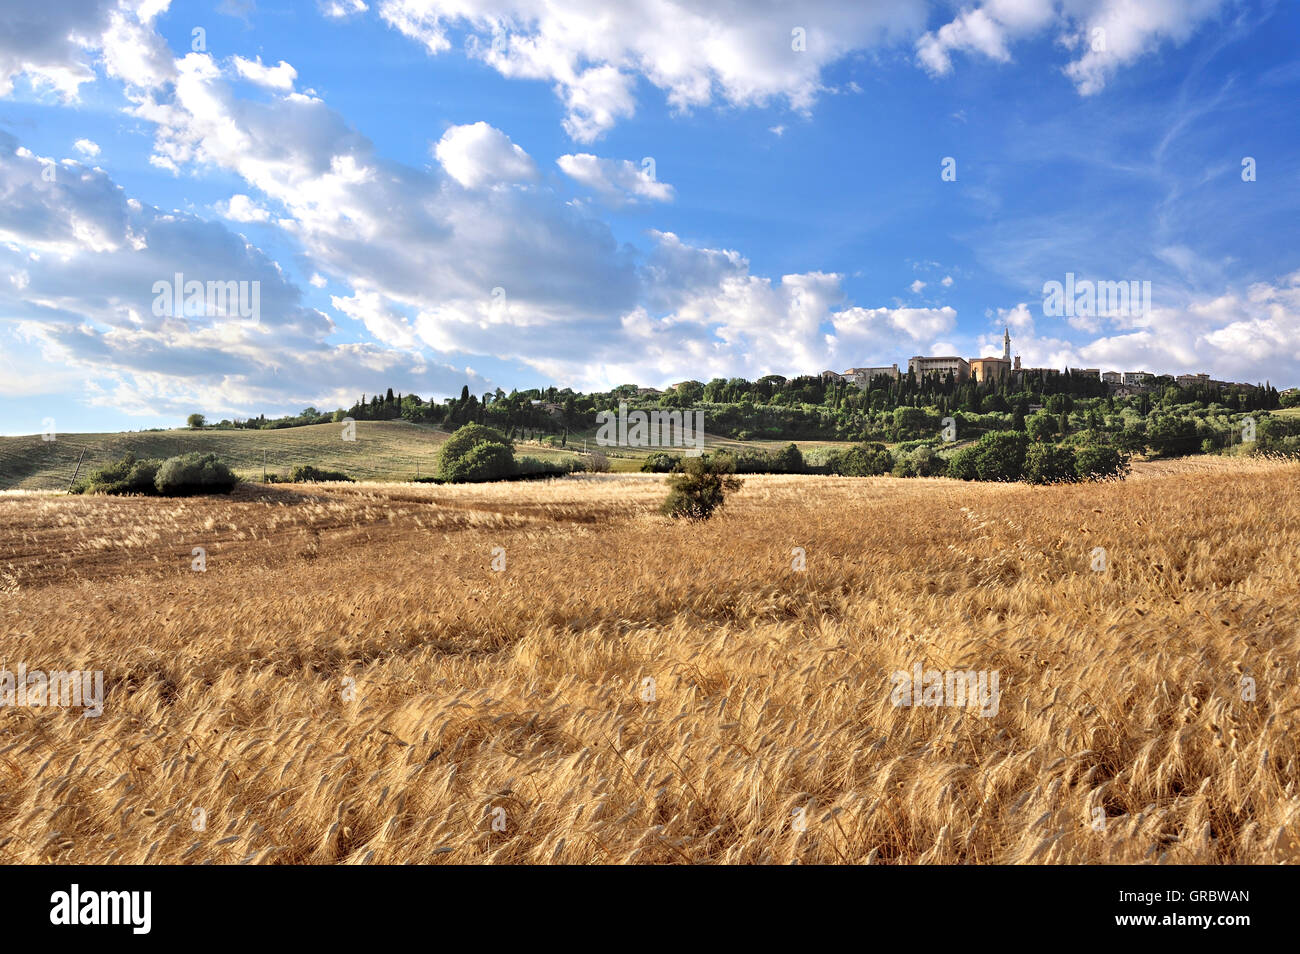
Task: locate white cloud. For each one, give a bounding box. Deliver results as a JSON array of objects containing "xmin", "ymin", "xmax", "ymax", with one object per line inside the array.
[
  {"xmin": 74, "ymin": 139, "xmax": 101, "ymax": 157},
  {"xmin": 941, "ymin": 275, "xmax": 953, "ymax": 287},
  {"xmin": 320, "ymin": 0, "xmax": 368, "ymax": 17},
  {"xmin": 917, "ymin": 0, "xmax": 1231, "ymax": 95},
  {"xmin": 909, "ymin": 279, "xmax": 926, "ymax": 293},
  {"xmin": 378, "ymin": 0, "xmax": 928, "ymax": 140},
  {"xmin": 233, "ymin": 56, "xmax": 298, "ymax": 91},
  {"xmin": 434, "ymin": 121, "xmax": 538, "ymax": 189},
  {"xmin": 829, "ymin": 305, "xmax": 958, "ymax": 363},
  {"xmin": 556, "ymin": 153, "xmax": 673, "ymax": 206},
  {"xmin": 0, "ymin": 130, "xmax": 481, "ymax": 416},
  {"xmin": 218, "ymin": 193, "xmax": 270, "ymax": 222}
]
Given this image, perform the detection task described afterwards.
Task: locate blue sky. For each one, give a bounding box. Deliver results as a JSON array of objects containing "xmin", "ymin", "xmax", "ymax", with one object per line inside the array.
[{"xmin": 0, "ymin": 0, "xmax": 1297, "ymax": 434}]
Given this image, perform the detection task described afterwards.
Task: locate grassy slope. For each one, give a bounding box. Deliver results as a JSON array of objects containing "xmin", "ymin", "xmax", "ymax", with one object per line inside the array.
[
  {"xmin": 1, "ymin": 420, "xmax": 868, "ymax": 485},
  {"xmin": 0, "ymin": 421, "xmax": 487, "ymax": 490}
]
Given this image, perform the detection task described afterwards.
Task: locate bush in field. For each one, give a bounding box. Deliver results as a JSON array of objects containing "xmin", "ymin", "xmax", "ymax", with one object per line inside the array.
[
  {"xmin": 437, "ymin": 424, "xmax": 515, "ymax": 482},
  {"xmin": 946, "ymin": 446, "xmax": 979, "ymax": 480},
  {"xmin": 514, "ymin": 456, "xmax": 569, "ymax": 478},
  {"xmin": 769, "ymin": 443, "xmax": 804, "ymax": 474},
  {"xmin": 73, "ymin": 453, "xmax": 163, "ymax": 495},
  {"xmin": 586, "ymin": 450, "xmax": 611, "ymax": 473},
  {"xmin": 1023, "ymin": 443, "xmax": 1077, "ymax": 484},
  {"xmin": 823, "ymin": 442, "xmax": 891, "ymax": 476},
  {"xmin": 443, "ymin": 441, "xmax": 515, "ymax": 483},
  {"xmin": 290, "ymin": 465, "xmax": 353, "ymax": 483},
  {"xmin": 892, "ymin": 446, "xmax": 945, "ymax": 478},
  {"xmin": 153, "ymin": 453, "xmax": 239, "ymax": 496},
  {"xmin": 1075, "ymin": 444, "xmax": 1131, "ymax": 481},
  {"xmin": 661, "ymin": 453, "xmax": 743, "ymax": 521},
  {"xmin": 973, "ymin": 431, "xmax": 1029, "ymax": 482},
  {"xmin": 641, "ymin": 452, "xmax": 683, "ymax": 473}
]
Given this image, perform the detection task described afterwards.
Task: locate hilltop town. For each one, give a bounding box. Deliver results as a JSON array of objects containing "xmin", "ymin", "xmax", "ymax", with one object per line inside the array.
[{"xmin": 818, "ymin": 329, "xmax": 1261, "ymax": 396}]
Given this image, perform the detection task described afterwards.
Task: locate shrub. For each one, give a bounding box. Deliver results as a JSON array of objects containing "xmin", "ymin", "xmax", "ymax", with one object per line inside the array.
[
  {"xmin": 514, "ymin": 456, "xmax": 569, "ymax": 477},
  {"xmin": 727, "ymin": 448, "xmax": 773, "ymax": 473},
  {"xmin": 153, "ymin": 453, "xmax": 239, "ymax": 496},
  {"xmin": 973, "ymin": 431, "xmax": 1029, "ymax": 481},
  {"xmin": 443, "ymin": 441, "xmax": 515, "ymax": 483},
  {"xmin": 1026, "ymin": 413, "xmax": 1059, "ymax": 442},
  {"xmin": 436, "ymin": 424, "xmax": 514, "ymax": 481},
  {"xmin": 661, "ymin": 453, "xmax": 743, "ymax": 521},
  {"xmin": 641, "ymin": 452, "xmax": 682, "ymax": 473},
  {"xmin": 946, "ymin": 446, "xmax": 979, "ymax": 480},
  {"xmin": 892, "ymin": 446, "xmax": 945, "ymax": 478},
  {"xmin": 1146, "ymin": 414, "xmax": 1199, "ymax": 457},
  {"xmin": 832, "ymin": 442, "xmax": 894, "ymax": 476},
  {"xmin": 587, "ymin": 450, "xmax": 611, "ymax": 473},
  {"xmin": 1075, "ymin": 443, "xmax": 1131, "ymax": 480},
  {"xmin": 769, "ymin": 443, "xmax": 804, "ymax": 474},
  {"xmin": 290, "ymin": 465, "xmax": 353, "ymax": 482},
  {"xmin": 892, "ymin": 406, "xmax": 931, "ymax": 440},
  {"xmin": 1023, "ymin": 443, "xmax": 1077, "ymax": 484},
  {"xmin": 73, "ymin": 453, "xmax": 164, "ymax": 495}
]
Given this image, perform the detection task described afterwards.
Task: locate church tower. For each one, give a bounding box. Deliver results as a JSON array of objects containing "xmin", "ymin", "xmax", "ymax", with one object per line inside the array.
[{"xmin": 1003, "ymin": 327, "xmax": 1011, "ymax": 360}]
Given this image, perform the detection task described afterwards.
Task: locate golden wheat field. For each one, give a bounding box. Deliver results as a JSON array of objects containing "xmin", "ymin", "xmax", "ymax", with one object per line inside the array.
[{"xmin": 1, "ymin": 456, "xmax": 1298, "ymax": 864}]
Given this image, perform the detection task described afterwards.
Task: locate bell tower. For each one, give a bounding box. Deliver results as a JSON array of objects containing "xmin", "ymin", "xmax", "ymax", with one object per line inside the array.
[{"xmin": 1003, "ymin": 327, "xmax": 1011, "ymax": 361}]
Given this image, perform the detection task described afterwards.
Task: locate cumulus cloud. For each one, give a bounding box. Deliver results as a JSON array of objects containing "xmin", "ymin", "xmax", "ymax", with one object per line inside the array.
[
  {"xmin": 828, "ymin": 305, "xmax": 959, "ymax": 365},
  {"xmin": 917, "ymin": 0, "xmax": 1231, "ymax": 95},
  {"xmin": 377, "ymin": 0, "xmax": 928, "ymax": 140},
  {"xmin": 218, "ymin": 193, "xmax": 271, "ymax": 222},
  {"xmin": 0, "ymin": 130, "xmax": 480, "ymax": 416},
  {"xmin": 74, "ymin": 139, "xmax": 101, "ymax": 157},
  {"xmin": 233, "ymin": 55, "xmax": 298, "ymax": 90},
  {"xmin": 909, "ymin": 279, "xmax": 926, "ymax": 293},
  {"xmin": 556, "ymin": 153, "xmax": 673, "ymax": 206},
  {"xmin": 434, "ymin": 121, "xmax": 538, "ymax": 189}
]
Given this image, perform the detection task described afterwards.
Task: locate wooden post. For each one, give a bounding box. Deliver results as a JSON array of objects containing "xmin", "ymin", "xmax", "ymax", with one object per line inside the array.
[{"xmin": 66, "ymin": 447, "xmax": 86, "ymax": 493}]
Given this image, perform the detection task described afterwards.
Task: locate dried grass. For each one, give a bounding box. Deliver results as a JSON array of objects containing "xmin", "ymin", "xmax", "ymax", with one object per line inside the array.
[{"xmin": 0, "ymin": 460, "xmax": 1296, "ymax": 863}]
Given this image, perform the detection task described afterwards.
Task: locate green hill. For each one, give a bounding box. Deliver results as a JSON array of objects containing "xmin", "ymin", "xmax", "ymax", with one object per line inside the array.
[
  {"xmin": 0, "ymin": 420, "xmax": 870, "ymax": 490},
  {"xmin": 0, "ymin": 421, "xmax": 480, "ymax": 490}
]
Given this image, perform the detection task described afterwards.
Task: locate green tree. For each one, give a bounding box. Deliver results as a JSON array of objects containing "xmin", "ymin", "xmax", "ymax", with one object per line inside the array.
[
  {"xmin": 444, "ymin": 441, "xmax": 515, "ymax": 483},
  {"xmin": 770, "ymin": 442, "xmax": 804, "ymax": 474},
  {"xmin": 1075, "ymin": 444, "xmax": 1130, "ymax": 480},
  {"xmin": 1023, "ymin": 443, "xmax": 1077, "ymax": 484},
  {"xmin": 1011, "ymin": 405, "xmax": 1026, "ymax": 431},
  {"xmin": 436, "ymin": 423, "xmax": 515, "ymax": 481},
  {"xmin": 186, "ymin": 413, "xmax": 206, "ymax": 429},
  {"xmin": 973, "ymin": 431, "xmax": 1029, "ymax": 481},
  {"xmin": 661, "ymin": 454, "xmax": 743, "ymax": 521},
  {"xmin": 946, "ymin": 446, "xmax": 979, "ymax": 480},
  {"xmin": 1026, "ymin": 413, "xmax": 1059, "ymax": 442}
]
